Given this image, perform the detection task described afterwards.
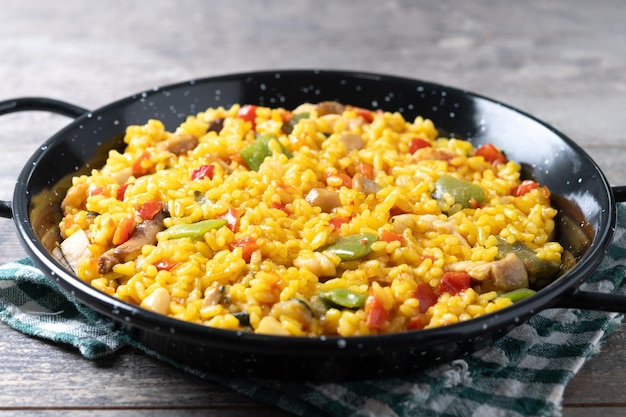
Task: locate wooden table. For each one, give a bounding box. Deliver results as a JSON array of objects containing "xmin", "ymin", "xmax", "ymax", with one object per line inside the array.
[{"xmin": 1, "ymin": 1, "xmax": 625, "ymax": 415}]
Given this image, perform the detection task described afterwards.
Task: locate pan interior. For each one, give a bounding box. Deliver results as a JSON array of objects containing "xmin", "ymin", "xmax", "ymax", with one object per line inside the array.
[{"xmin": 19, "ymin": 70, "xmax": 609, "ymax": 337}]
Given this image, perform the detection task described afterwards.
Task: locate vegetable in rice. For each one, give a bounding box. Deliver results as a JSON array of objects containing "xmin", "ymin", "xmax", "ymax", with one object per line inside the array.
[{"xmin": 58, "ymin": 101, "xmax": 564, "ymax": 336}]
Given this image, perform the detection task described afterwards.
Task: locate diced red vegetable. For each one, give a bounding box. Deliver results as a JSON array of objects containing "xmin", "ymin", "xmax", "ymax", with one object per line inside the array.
[
  {"xmin": 409, "ymin": 138, "xmax": 432, "ymax": 154},
  {"xmin": 380, "ymin": 230, "xmax": 402, "ymax": 243},
  {"xmin": 358, "ymin": 161, "xmax": 374, "ymax": 180},
  {"xmin": 365, "ymin": 290, "xmax": 390, "ymax": 329},
  {"xmin": 217, "ymin": 207, "xmax": 241, "ymax": 233},
  {"xmin": 116, "ymin": 183, "xmax": 130, "ymax": 201},
  {"xmin": 413, "ymin": 282, "xmax": 438, "ymax": 313},
  {"xmin": 137, "ymin": 200, "xmax": 162, "ymax": 220},
  {"xmin": 191, "ymin": 164, "xmax": 215, "ymax": 181},
  {"xmin": 473, "ymin": 143, "xmax": 507, "ymax": 165},
  {"xmin": 512, "ymin": 180, "xmax": 540, "ymax": 197},
  {"xmin": 407, "ymin": 316, "xmax": 426, "ymax": 330},
  {"xmin": 155, "ymin": 259, "xmax": 179, "ymax": 271},
  {"xmin": 271, "ymin": 202, "xmax": 291, "ymax": 214},
  {"xmin": 237, "ymin": 104, "xmax": 259, "ymax": 128},
  {"xmin": 350, "ymin": 106, "xmax": 375, "ymax": 123},
  {"xmin": 470, "ymin": 197, "xmax": 481, "ymax": 209},
  {"xmin": 438, "ymin": 271, "xmax": 472, "ymax": 295},
  {"xmin": 329, "ymin": 216, "xmax": 351, "ymax": 232},
  {"xmin": 112, "ymin": 216, "xmax": 135, "ymax": 246},
  {"xmin": 230, "ymin": 236, "xmax": 258, "ymax": 262},
  {"xmin": 88, "ymin": 185, "xmax": 104, "ymax": 197},
  {"xmin": 216, "ymin": 207, "xmax": 241, "ymax": 233},
  {"xmin": 132, "ymin": 151, "xmax": 153, "ymax": 177},
  {"xmin": 325, "ymin": 172, "xmax": 352, "ymax": 189}
]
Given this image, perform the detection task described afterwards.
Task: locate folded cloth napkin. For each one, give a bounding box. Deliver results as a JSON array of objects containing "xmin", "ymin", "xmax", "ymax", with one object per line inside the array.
[{"xmin": 2, "ymin": 206, "xmax": 626, "ymax": 417}]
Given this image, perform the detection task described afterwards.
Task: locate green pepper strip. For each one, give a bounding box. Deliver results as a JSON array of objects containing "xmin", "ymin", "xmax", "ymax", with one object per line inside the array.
[
  {"xmin": 162, "ymin": 219, "xmax": 227, "ymax": 240},
  {"xmin": 319, "ymin": 233, "xmax": 378, "ymax": 261},
  {"xmin": 240, "ymin": 134, "xmax": 292, "ymax": 171},
  {"xmin": 433, "ymin": 175, "xmax": 486, "ymax": 209},
  {"xmin": 283, "ymin": 112, "xmax": 310, "ymax": 133},
  {"xmin": 496, "ymin": 288, "xmax": 537, "ymax": 303},
  {"xmin": 319, "ymin": 288, "xmax": 367, "ymax": 309},
  {"xmin": 495, "ymin": 238, "xmax": 561, "ymax": 287}
]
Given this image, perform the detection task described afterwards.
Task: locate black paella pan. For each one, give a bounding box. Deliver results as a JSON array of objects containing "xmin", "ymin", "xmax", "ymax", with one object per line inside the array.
[{"xmin": 1, "ymin": 69, "xmax": 625, "ymax": 381}]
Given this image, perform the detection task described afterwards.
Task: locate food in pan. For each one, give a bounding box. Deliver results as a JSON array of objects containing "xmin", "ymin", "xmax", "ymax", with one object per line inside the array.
[{"xmin": 58, "ymin": 101, "xmax": 564, "ymax": 336}]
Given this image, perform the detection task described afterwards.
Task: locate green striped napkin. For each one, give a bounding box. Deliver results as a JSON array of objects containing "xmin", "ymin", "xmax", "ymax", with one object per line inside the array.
[{"xmin": 1, "ymin": 205, "xmax": 626, "ymax": 417}]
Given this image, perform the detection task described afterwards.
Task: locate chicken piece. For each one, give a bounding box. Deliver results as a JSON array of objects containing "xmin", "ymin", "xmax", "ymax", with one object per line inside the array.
[
  {"xmin": 140, "ymin": 287, "xmax": 170, "ymax": 315},
  {"xmin": 305, "ymin": 188, "xmax": 341, "ymax": 213},
  {"xmin": 60, "ymin": 229, "xmax": 92, "ymax": 274},
  {"xmin": 98, "ymin": 210, "xmax": 166, "ymax": 274},
  {"xmin": 293, "ymin": 251, "xmax": 338, "ymax": 279},
  {"xmin": 352, "ymin": 173, "xmax": 381, "ymax": 195},
  {"xmin": 165, "ymin": 133, "xmax": 198, "ymax": 155},
  {"xmin": 202, "ymin": 286, "xmax": 223, "ymax": 308},
  {"xmin": 490, "ymin": 253, "xmax": 529, "ymax": 291},
  {"xmin": 338, "ymin": 133, "xmax": 364, "ymax": 151},
  {"xmin": 445, "ymin": 253, "xmax": 529, "ymax": 292}
]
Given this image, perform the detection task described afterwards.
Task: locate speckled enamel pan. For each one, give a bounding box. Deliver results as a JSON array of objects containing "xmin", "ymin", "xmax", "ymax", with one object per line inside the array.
[{"xmin": 1, "ymin": 70, "xmax": 625, "ymax": 381}]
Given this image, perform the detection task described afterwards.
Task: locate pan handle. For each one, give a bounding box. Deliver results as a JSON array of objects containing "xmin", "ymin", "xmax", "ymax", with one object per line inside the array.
[
  {"xmin": 613, "ymin": 186, "xmax": 626, "ymax": 203},
  {"xmin": 555, "ymin": 185, "xmax": 626, "ymax": 312},
  {"xmin": 0, "ymin": 97, "xmax": 90, "ymax": 218},
  {"xmin": 0, "ymin": 97, "xmax": 88, "ymax": 118},
  {"xmin": 556, "ymin": 291, "xmax": 626, "ymax": 313}
]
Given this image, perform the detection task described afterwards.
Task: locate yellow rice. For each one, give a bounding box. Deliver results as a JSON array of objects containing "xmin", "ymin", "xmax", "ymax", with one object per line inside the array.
[{"xmin": 58, "ymin": 102, "xmax": 563, "ymax": 336}]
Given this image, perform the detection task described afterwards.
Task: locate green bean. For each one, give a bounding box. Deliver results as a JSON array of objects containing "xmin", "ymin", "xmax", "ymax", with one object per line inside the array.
[
  {"xmin": 319, "ymin": 288, "xmax": 367, "ymax": 309},
  {"xmin": 283, "ymin": 112, "xmax": 310, "ymax": 133},
  {"xmin": 161, "ymin": 219, "xmax": 228, "ymax": 239},
  {"xmin": 433, "ymin": 175, "xmax": 485, "ymax": 210},
  {"xmin": 319, "ymin": 233, "xmax": 378, "ymax": 261},
  {"xmin": 240, "ymin": 134, "xmax": 292, "ymax": 171},
  {"xmin": 496, "ymin": 288, "xmax": 537, "ymax": 303}
]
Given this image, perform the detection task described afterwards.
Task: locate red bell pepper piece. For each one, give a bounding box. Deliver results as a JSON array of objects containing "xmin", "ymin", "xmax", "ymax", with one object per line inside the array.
[
  {"xmin": 512, "ymin": 180, "xmax": 540, "ymax": 196},
  {"xmin": 329, "ymin": 216, "xmax": 351, "ymax": 232},
  {"xmin": 137, "ymin": 200, "xmax": 162, "ymax": 220},
  {"xmin": 365, "ymin": 290, "xmax": 390, "ymax": 329},
  {"xmin": 237, "ymin": 104, "xmax": 259, "ymax": 128},
  {"xmin": 409, "ymin": 138, "xmax": 431, "ymax": 154},
  {"xmin": 380, "ymin": 230, "xmax": 402, "ymax": 243},
  {"xmin": 191, "ymin": 164, "xmax": 215, "ymax": 181},
  {"xmin": 112, "ymin": 215, "xmax": 135, "ymax": 246},
  {"xmin": 230, "ymin": 236, "xmax": 258, "ymax": 262},
  {"xmin": 438, "ymin": 271, "xmax": 471, "ymax": 295},
  {"xmin": 413, "ymin": 282, "xmax": 438, "ymax": 313},
  {"xmin": 358, "ymin": 161, "xmax": 374, "ymax": 180},
  {"xmin": 155, "ymin": 259, "xmax": 179, "ymax": 271},
  {"xmin": 473, "ymin": 143, "xmax": 507, "ymax": 165},
  {"xmin": 271, "ymin": 202, "xmax": 291, "ymax": 215},
  {"xmin": 217, "ymin": 207, "xmax": 241, "ymax": 233},
  {"xmin": 132, "ymin": 151, "xmax": 154, "ymax": 177},
  {"xmin": 116, "ymin": 183, "xmax": 130, "ymax": 201}
]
